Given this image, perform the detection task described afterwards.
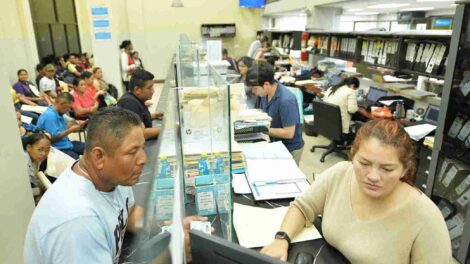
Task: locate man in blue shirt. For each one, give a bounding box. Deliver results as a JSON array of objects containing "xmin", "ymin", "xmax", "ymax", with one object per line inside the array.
[
  {"xmin": 246, "ymin": 62, "xmax": 304, "ymax": 165},
  {"xmin": 37, "ymin": 92, "xmax": 84, "ymax": 159}
]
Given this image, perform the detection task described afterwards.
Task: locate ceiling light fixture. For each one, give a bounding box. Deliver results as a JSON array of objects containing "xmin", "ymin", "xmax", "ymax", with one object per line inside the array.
[
  {"xmin": 171, "ymin": 0, "xmax": 184, "ymax": 8},
  {"xmin": 400, "ymin": 7, "xmax": 435, "ymax": 11},
  {"xmin": 367, "ymin": 3, "xmax": 410, "ymax": 9},
  {"xmin": 356, "ymin": 12, "xmax": 380, "ymax": 15},
  {"xmin": 416, "ymin": 0, "xmax": 453, "ymax": 2},
  {"xmin": 347, "ymin": 8, "xmax": 363, "ymax": 12}
]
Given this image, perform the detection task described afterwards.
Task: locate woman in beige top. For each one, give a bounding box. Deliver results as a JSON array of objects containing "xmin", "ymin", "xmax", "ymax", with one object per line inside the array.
[
  {"xmin": 92, "ymin": 67, "xmax": 117, "ymax": 105},
  {"xmin": 323, "ymin": 77, "xmax": 359, "ymax": 134},
  {"xmin": 261, "ymin": 119, "xmax": 452, "ymax": 263}
]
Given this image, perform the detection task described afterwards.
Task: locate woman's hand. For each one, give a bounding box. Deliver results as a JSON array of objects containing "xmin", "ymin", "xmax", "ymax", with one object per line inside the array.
[{"xmin": 260, "ymin": 239, "xmax": 289, "ymax": 261}]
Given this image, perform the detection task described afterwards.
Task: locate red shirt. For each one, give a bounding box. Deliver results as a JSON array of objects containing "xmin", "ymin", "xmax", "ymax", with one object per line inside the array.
[
  {"xmin": 85, "ymin": 84, "xmax": 97, "ymax": 99},
  {"xmin": 72, "ymin": 91, "xmax": 95, "ymax": 118}
]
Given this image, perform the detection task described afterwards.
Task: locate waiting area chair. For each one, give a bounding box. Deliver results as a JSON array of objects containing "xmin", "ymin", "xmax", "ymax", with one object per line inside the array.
[{"xmin": 310, "ymin": 100, "xmax": 353, "ymax": 163}]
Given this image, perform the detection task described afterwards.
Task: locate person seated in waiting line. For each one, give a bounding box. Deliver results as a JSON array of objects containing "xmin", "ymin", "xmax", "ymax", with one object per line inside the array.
[
  {"xmin": 323, "ymin": 77, "xmax": 360, "ymax": 135},
  {"xmin": 14, "ymin": 69, "xmax": 48, "ymax": 107},
  {"xmin": 92, "ymin": 67, "xmax": 117, "ymax": 105},
  {"xmin": 117, "ymin": 69, "xmax": 164, "ymax": 140},
  {"xmin": 246, "ymin": 62, "xmax": 304, "ymax": 165},
  {"xmin": 71, "ymin": 77, "xmax": 104, "ymax": 119},
  {"xmin": 37, "ymin": 92, "xmax": 84, "ymax": 160},
  {"xmin": 65, "ymin": 53, "xmax": 83, "ymax": 78},
  {"xmin": 39, "ymin": 64, "xmax": 61, "ymax": 104},
  {"xmin": 82, "ymin": 71, "xmax": 107, "ymax": 109},
  {"xmin": 54, "ymin": 56, "xmax": 68, "ymax": 82},
  {"xmin": 261, "ymin": 119, "xmax": 452, "ymax": 263},
  {"xmin": 22, "ymin": 133, "xmax": 51, "ymax": 191},
  {"xmin": 11, "ymin": 86, "xmax": 40, "ymax": 124},
  {"xmin": 78, "ymin": 53, "xmax": 91, "ymax": 70},
  {"xmin": 35, "ymin": 63, "xmax": 45, "ymax": 88}
]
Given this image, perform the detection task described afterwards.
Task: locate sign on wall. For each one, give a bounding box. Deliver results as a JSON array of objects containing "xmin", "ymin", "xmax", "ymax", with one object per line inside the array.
[{"xmin": 91, "ymin": 7, "xmax": 112, "ymax": 41}]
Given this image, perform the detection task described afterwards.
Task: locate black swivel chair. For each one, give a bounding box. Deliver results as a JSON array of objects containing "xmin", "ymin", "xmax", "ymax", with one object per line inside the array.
[{"xmin": 310, "ymin": 100, "xmax": 352, "ymax": 163}]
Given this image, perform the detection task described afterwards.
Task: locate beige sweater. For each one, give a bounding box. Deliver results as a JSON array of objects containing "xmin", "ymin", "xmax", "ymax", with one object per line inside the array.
[
  {"xmin": 293, "ymin": 161, "xmax": 452, "ymax": 264},
  {"xmin": 323, "ymin": 85, "xmax": 358, "ymax": 134}
]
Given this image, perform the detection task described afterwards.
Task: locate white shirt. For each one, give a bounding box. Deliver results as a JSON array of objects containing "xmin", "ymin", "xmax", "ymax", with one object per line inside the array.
[
  {"xmin": 39, "ymin": 76, "xmax": 56, "ymax": 94},
  {"xmin": 247, "ymin": 40, "xmax": 261, "ymax": 58},
  {"xmin": 323, "ymin": 85, "xmax": 359, "ymax": 134},
  {"xmin": 120, "ymin": 51, "xmax": 136, "ymax": 82},
  {"xmin": 24, "ymin": 164, "xmax": 135, "ymax": 264}
]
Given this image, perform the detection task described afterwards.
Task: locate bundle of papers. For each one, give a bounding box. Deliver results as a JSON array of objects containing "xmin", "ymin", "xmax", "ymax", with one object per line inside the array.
[
  {"xmin": 405, "ymin": 124, "xmax": 437, "ymax": 141},
  {"xmin": 21, "ymin": 105, "xmax": 47, "ymax": 114},
  {"xmin": 233, "ymin": 203, "xmax": 322, "ymax": 248}
]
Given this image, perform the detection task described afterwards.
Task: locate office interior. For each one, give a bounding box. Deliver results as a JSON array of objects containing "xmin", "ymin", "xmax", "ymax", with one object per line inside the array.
[{"xmin": 1, "ymin": 0, "xmax": 470, "ymax": 263}]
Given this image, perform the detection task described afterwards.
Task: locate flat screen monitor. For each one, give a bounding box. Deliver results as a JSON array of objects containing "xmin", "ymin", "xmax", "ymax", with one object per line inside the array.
[
  {"xmin": 190, "ymin": 230, "xmax": 283, "ymax": 264},
  {"xmin": 239, "ymin": 0, "xmax": 265, "ymax": 8},
  {"xmin": 434, "ymin": 18, "xmax": 452, "ymax": 27},
  {"xmin": 367, "ymin": 87, "xmax": 387, "ymax": 104},
  {"xmin": 424, "ymin": 104, "xmax": 440, "ymax": 125}
]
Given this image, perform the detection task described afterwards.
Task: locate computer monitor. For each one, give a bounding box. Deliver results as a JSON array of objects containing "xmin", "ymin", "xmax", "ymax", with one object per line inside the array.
[
  {"xmin": 366, "ymin": 87, "xmax": 388, "ymax": 106},
  {"xmin": 423, "ymin": 104, "xmax": 440, "ymax": 125},
  {"xmin": 190, "ymin": 230, "xmax": 284, "ymax": 264}
]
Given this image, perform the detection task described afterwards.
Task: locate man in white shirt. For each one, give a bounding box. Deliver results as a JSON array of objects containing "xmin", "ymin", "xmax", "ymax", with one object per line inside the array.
[
  {"xmin": 39, "ymin": 64, "xmax": 58, "ymax": 101},
  {"xmin": 247, "ymin": 36, "xmax": 269, "ymax": 58}
]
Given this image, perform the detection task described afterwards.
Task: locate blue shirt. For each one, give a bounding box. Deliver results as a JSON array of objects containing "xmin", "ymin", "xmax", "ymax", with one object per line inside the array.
[
  {"xmin": 259, "ymin": 83, "xmax": 304, "ymax": 152},
  {"xmin": 37, "ymin": 106, "xmax": 73, "ymax": 150},
  {"xmin": 24, "ymin": 165, "xmax": 135, "ymax": 264}
]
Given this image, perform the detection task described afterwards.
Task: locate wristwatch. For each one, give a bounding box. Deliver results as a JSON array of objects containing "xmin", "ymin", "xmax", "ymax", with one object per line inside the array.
[{"xmin": 275, "ymin": 231, "xmax": 291, "ymax": 245}]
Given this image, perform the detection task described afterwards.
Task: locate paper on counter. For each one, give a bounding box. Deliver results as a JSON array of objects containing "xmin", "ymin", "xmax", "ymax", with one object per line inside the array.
[
  {"xmin": 233, "ymin": 174, "xmax": 251, "ymax": 194},
  {"xmin": 233, "ymin": 203, "xmax": 322, "ymax": 248},
  {"xmin": 240, "ymin": 141, "xmax": 292, "ymax": 159},
  {"xmin": 405, "ymin": 124, "xmax": 437, "ymax": 141}
]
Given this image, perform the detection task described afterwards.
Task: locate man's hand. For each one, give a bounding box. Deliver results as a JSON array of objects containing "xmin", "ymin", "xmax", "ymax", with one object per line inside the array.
[
  {"xmin": 164, "ymin": 216, "xmax": 208, "ymax": 263},
  {"xmin": 152, "ymin": 112, "xmax": 164, "ymax": 120},
  {"xmin": 69, "ymin": 124, "xmax": 81, "ymax": 133}
]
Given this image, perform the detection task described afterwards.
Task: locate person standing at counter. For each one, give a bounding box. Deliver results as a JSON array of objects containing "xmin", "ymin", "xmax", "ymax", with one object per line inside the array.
[
  {"xmin": 261, "ymin": 120, "xmax": 452, "ymax": 263},
  {"xmin": 117, "ymin": 69, "xmax": 163, "ymax": 140},
  {"xmin": 245, "ymin": 62, "xmax": 304, "ymax": 165}
]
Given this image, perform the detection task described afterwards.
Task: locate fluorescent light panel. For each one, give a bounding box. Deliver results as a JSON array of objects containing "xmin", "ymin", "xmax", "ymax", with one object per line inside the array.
[
  {"xmin": 400, "ymin": 7, "xmax": 435, "ymax": 11},
  {"xmin": 367, "ymin": 3, "xmax": 410, "ymax": 9},
  {"xmin": 356, "ymin": 12, "xmax": 380, "ymax": 15},
  {"xmin": 416, "ymin": 0, "xmax": 454, "ymax": 2}
]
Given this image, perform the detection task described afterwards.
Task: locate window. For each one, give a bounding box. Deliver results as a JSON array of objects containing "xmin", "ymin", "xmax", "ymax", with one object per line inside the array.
[{"xmin": 29, "ymin": 0, "xmax": 81, "ymax": 61}]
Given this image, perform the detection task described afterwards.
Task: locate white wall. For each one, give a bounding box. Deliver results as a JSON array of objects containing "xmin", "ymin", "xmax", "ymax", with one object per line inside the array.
[
  {"xmin": 269, "ymin": 15, "xmax": 307, "ymax": 31},
  {"xmin": 307, "ymin": 6, "xmax": 342, "ymax": 31},
  {"xmin": 0, "ymin": 1, "xmax": 37, "ymax": 262}
]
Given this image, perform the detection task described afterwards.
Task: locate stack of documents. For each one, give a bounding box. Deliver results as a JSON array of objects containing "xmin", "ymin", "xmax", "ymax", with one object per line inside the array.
[
  {"xmin": 233, "ymin": 203, "xmax": 322, "ymax": 248},
  {"xmin": 404, "ymin": 124, "xmax": 437, "ymax": 141},
  {"xmin": 246, "ymin": 159, "xmax": 309, "ymax": 200},
  {"xmin": 240, "ymin": 141, "xmax": 292, "ymax": 159}
]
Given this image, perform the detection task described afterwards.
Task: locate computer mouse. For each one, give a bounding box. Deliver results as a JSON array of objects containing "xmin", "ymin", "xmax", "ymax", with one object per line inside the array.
[{"xmin": 294, "ymin": 252, "xmax": 314, "ymax": 264}]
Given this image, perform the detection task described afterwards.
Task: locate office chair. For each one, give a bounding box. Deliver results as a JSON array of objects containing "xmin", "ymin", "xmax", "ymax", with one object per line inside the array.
[{"xmin": 310, "ymin": 100, "xmax": 351, "ymax": 163}]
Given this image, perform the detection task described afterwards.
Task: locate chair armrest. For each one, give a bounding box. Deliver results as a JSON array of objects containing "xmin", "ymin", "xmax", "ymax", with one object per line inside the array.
[{"xmin": 37, "ymin": 171, "xmax": 51, "ymax": 190}]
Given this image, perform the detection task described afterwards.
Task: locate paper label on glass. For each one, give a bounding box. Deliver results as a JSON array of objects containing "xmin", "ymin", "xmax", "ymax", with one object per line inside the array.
[
  {"xmin": 196, "ymin": 186, "xmax": 216, "ymax": 216},
  {"xmin": 155, "ymin": 190, "xmax": 174, "ymax": 220}
]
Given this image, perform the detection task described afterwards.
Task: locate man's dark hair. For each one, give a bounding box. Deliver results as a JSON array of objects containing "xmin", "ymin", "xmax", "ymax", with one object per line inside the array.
[
  {"xmin": 260, "ymin": 35, "xmax": 269, "ymax": 43},
  {"xmin": 72, "ymin": 77, "xmax": 83, "ymax": 86},
  {"xmin": 81, "ymin": 71, "xmax": 92, "ymax": 79},
  {"xmin": 56, "ymin": 92, "xmax": 74, "ymax": 103},
  {"xmin": 129, "ymin": 69, "xmax": 154, "ymax": 93},
  {"xmin": 245, "ymin": 61, "xmax": 275, "ymax": 87},
  {"xmin": 85, "ymin": 107, "xmax": 143, "ymax": 154},
  {"xmin": 222, "ymin": 48, "xmax": 228, "ymax": 56},
  {"xmin": 36, "ymin": 63, "xmax": 44, "ymax": 72},
  {"xmin": 63, "ymin": 53, "xmax": 70, "ymax": 61}
]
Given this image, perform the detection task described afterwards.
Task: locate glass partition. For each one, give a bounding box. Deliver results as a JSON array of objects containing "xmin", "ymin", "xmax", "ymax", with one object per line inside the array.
[{"xmin": 175, "ymin": 35, "xmax": 234, "ymax": 242}]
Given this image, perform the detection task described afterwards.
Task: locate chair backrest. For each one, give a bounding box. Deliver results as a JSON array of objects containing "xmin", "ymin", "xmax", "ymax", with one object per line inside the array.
[
  {"xmin": 312, "ymin": 100, "xmax": 343, "ymax": 141},
  {"xmin": 285, "ymin": 86, "xmax": 304, "ymax": 124}
]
